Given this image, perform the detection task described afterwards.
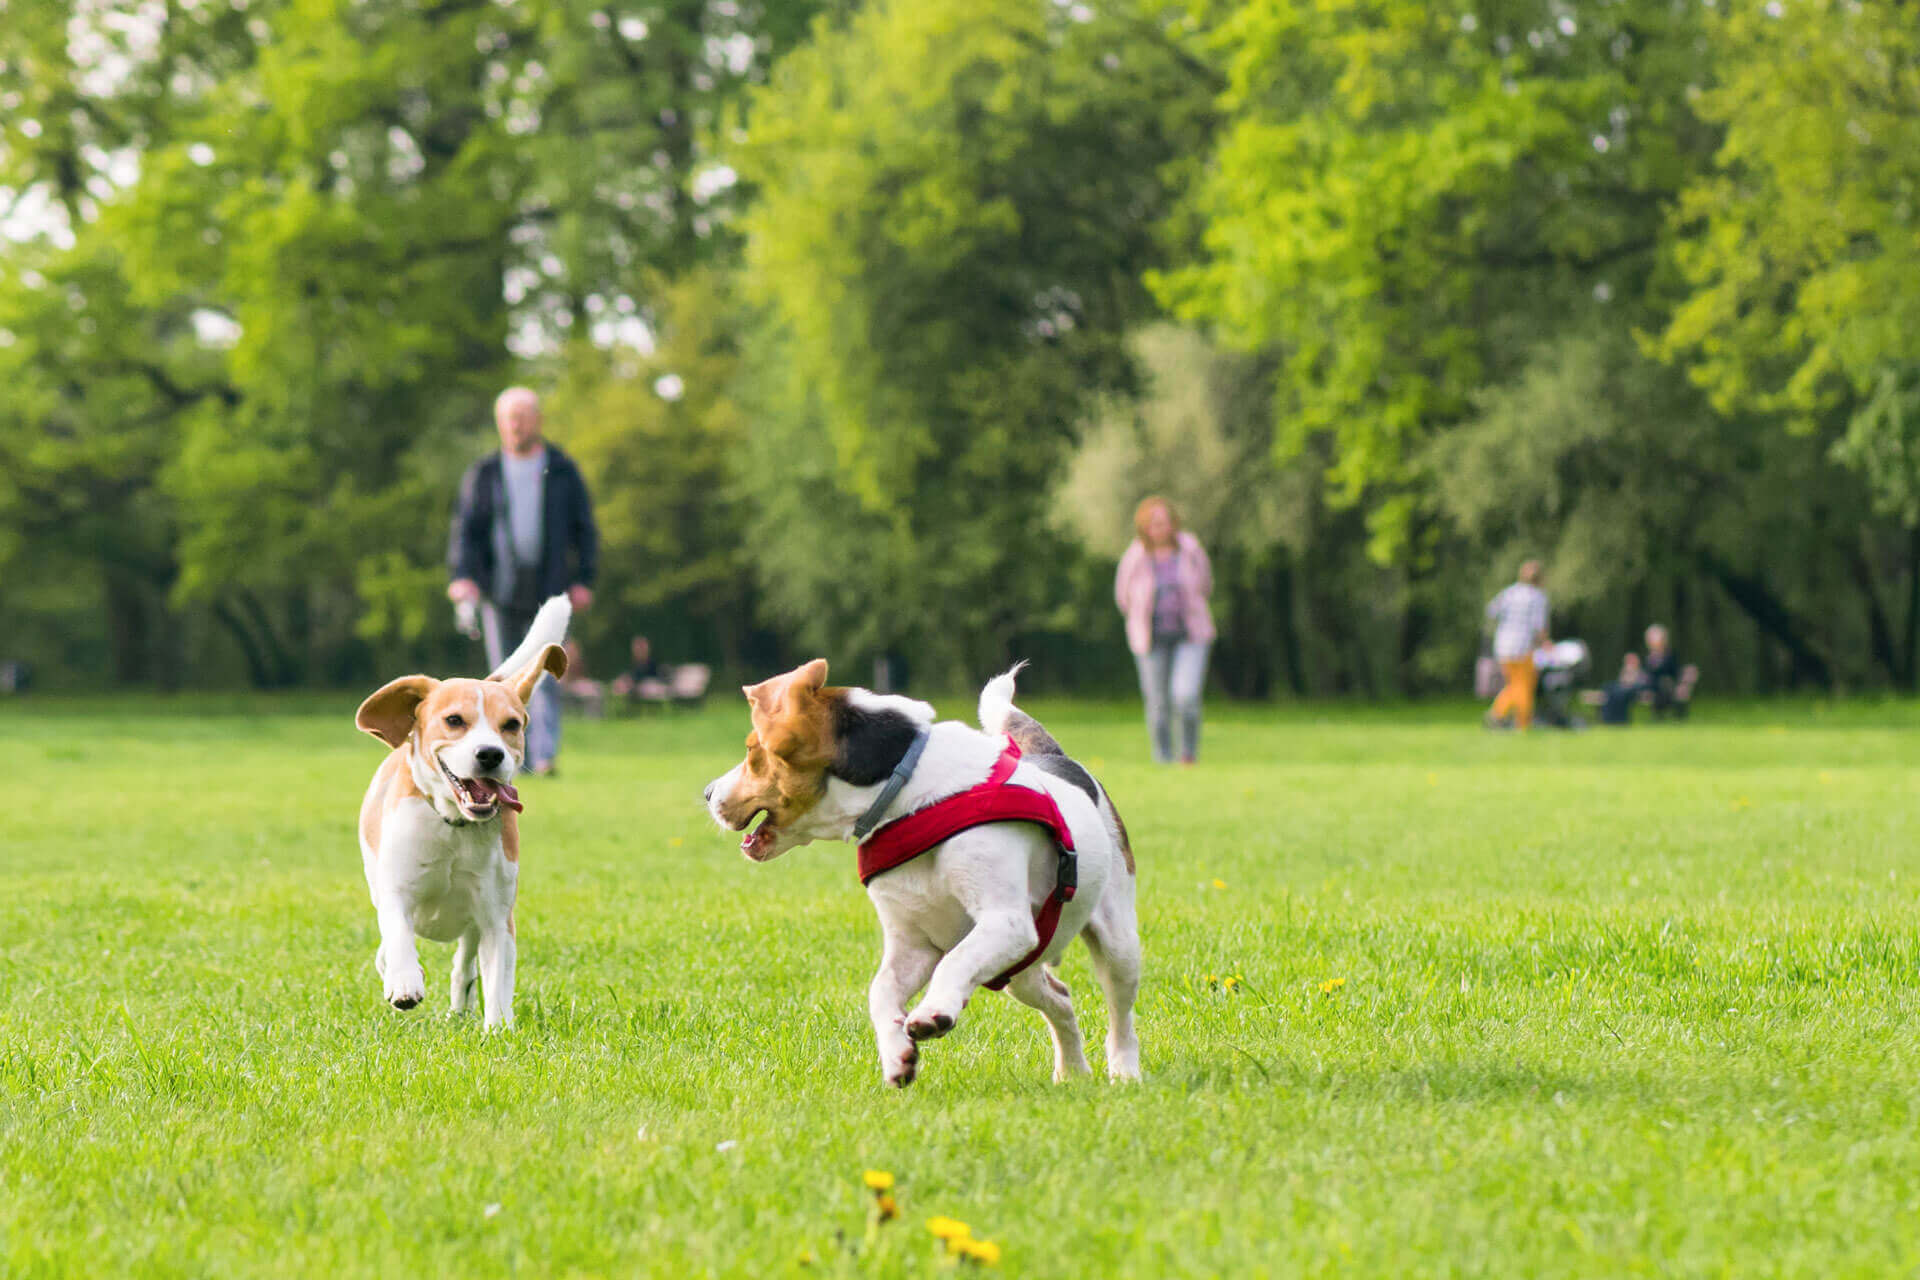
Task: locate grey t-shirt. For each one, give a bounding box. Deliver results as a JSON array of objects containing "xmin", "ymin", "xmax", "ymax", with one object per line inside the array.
[{"xmin": 501, "ymin": 449, "xmax": 546, "ymax": 568}]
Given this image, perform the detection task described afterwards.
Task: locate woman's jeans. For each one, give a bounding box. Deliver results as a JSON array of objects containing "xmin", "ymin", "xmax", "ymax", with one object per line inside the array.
[{"xmin": 1135, "ymin": 639, "xmax": 1210, "ymax": 763}]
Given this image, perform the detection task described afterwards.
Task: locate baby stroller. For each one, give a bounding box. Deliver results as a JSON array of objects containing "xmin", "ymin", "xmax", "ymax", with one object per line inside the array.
[{"xmin": 1531, "ymin": 639, "xmax": 1590, "ymax": 730}]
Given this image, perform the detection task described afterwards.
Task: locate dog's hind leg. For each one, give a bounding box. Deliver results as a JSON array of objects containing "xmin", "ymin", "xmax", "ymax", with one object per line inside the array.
[
  {"xmin": 478, "ymin": 921, "xmax": 516, "ymax": 1031},
  {"xmin": 1082, "ymin": 881, "xmax": 1143, "ymax": 1081},
  {"xmin": 1005, "ymin": 965, "xmax": 1091, "ymax": 1082},
  {"xmin": 870, "ymin": 932, "xmax": 941, "ymax": 1088},
  {"xmin": 450, "ymin": 928, "xmax": 481, "ymax": 1015}
]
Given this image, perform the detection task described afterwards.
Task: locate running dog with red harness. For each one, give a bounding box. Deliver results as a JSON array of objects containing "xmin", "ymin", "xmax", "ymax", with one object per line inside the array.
[{"xmin": 705, "ymin": 660, "xmax": 1141, "ymax": 1088}]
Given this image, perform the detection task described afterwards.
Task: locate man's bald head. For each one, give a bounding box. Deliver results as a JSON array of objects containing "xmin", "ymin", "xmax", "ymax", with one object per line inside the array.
[{"xmin": 494, "ymin": 386, "xmax": 543, "ymax": 457}]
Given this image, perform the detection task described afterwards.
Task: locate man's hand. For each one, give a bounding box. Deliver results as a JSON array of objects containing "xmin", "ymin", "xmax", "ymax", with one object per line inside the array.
[
  {"xmin": 568, "ymin": 584, "xmax": 594, "ymax": 611},
  {"xmin": 449, "ymin": 579, "xmax": 481, "ymax": 604}
]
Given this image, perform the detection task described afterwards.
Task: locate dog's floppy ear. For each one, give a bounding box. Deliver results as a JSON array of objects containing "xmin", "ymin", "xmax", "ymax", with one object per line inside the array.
[
  {"xmin": 744, "ymin": 659, "xmax": 829, "ymax": 714},
  {"xmin": 356, "ymin": 675, "xmax": 438, "ymax": 749},
  {"xmin": 500, "ymin": 643, "xmax": 567, "ymax": 706}
]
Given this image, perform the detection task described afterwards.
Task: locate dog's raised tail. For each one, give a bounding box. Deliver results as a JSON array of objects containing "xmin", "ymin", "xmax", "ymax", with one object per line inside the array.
[
  {"xmin": 488, "ymin": 594, "xmax": 572, "ymax": 680},
  {"xmin": 978, "ymin": 660, "xmax": 1029, "ymax": 736}
]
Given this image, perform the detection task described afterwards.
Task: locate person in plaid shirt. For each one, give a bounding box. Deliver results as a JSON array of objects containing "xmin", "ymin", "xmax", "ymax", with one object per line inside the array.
[{"xmin": 1484, "ymin": 560, "xmax": 1550, "ymax": 730}]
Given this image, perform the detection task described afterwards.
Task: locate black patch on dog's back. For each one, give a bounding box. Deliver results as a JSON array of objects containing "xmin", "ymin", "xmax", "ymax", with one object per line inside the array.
[
  {"xmin": 1006, "ymin": 703, "xmax": 1134, "ymax": 872},
  {"xmin": 1002, "ymin": 707, "xmax": 1099, "ymax": 803},
  {"xmin": 829, "ymin": 699, "xmax": 921, "ymax": 786},
  {"xmin": 1003, "ymin": 707, "xmax": 1068, "ymax": 758},
  {"xmin": 1027, "ymin": 751, "xmax": 1099, "ymax": 804}
]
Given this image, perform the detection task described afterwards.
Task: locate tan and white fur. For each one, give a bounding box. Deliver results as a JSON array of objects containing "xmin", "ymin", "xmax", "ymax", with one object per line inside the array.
[
  {"xmin": 704, "ymin": 660, "xmax": 1141, "ymax": 1088},
  {"xmin": 354, "ymin": 596, "xmax": 570, "ymax": 1029}
]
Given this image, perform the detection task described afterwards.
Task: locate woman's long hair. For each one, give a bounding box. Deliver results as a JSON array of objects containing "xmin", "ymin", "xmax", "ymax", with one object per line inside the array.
[{"xmin": 1133, "ymin": 496, "xmax": 1181, "ymax": 548}]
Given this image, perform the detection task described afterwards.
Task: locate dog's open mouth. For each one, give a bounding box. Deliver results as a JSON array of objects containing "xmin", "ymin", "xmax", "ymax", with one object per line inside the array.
[
  {"xmin": 741, "ymin": 809, "xmax": 778, "ymax": 860},
  {"xmin": 438, "ymin": 753, "xmax": 522, "ymax": 820}
]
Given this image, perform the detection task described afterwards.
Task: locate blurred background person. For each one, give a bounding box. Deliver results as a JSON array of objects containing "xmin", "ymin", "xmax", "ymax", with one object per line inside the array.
[
  {"xmin": 1484, "ymin": 560, "xmax": 1550, "ymax": 730},
  {"xmin": 448, "ymin": 387, "xmax": 598, "ymax": 776},
  {"xmin": 1115, "ymin": 496, "xmax": 1215, "ymax": 764},
  {"xmin": 610, "ymin": 635, "xmax": 671, "ymax": 703}
]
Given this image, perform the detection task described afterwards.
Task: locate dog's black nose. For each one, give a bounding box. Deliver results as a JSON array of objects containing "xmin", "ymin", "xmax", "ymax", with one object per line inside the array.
[
  {"xmin": 703, "ymin": 782, "xmax": 715, "ymax": 803},
  {"xmin": 475, "ymin": 746, "xmax": 505, "ymax": 770}
]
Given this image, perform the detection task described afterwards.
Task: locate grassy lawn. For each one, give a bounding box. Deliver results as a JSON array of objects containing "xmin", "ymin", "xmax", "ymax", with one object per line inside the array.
[{"xmin": 5, "ymin": 692, "xmax": 1920, "ymax": 1276}]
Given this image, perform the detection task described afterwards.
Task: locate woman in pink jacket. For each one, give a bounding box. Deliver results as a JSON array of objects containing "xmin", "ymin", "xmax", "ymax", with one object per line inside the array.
[{"xmin": 1114, "ymin": 496, "xmax": 1216, "ymax": 763}]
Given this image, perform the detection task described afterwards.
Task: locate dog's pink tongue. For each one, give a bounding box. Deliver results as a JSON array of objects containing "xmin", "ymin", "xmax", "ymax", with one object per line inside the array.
[{"xmin": 465, "ymin": 777, "xmax": 522, "ymax": 813}]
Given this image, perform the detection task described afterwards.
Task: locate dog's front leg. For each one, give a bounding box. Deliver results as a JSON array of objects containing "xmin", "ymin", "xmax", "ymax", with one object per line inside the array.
[
  {"xmin": 478, "ymin": 923, "xmax": 516, "ymax": 1030},
  {"xmin": 374, "ymin": 896, "xmax": 426, "ymax": 1010},
  {"xmin": 869, "ymin": 934, "xmax": 940, "ymax": 1088},
  {"xmin": 905, "ymin": 910, "xmax": 1036, "ymax": 1043}
]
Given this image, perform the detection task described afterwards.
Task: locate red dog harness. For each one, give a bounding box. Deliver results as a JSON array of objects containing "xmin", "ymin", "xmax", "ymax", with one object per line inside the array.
[{"xmin": 856, "ymin": 738, "xmax": 1078, "ymax": 991}]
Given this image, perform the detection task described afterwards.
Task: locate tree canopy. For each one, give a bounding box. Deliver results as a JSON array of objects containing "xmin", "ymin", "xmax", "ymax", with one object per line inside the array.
[{"xmin": 3, "ymin": 0, "xmax": 1916, "ymax": 694}]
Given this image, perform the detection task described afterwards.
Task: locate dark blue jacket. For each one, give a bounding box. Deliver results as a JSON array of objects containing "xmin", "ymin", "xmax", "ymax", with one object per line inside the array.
[{"xmin": 448, "ymin": 445, "xmax": 598, "ymax": 606}]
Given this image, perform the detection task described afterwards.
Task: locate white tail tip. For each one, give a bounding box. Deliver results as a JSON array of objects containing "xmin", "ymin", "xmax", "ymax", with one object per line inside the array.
[
  {"xmin": 488, "ymin": 594, "xmax": 572, "ymax": 680},
  {"xmin": 978, "ymin": 660, "xmax": 1029, "ymax": 734}
]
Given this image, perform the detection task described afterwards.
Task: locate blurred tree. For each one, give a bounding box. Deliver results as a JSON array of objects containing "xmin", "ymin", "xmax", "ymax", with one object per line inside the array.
[
  {"xmin": 546, "ymin": 267, "xmax": 764, "ymax": 672},
  {"xmin": 734, "ymin": 0, "xmax": 1216, "ymax": 679},
  {"xmin": 1661, "ymin": 0, "xmax": 1920, "ymax": 684},
  {"xmin": 1154, "ymin": 0, "xmax": 1709, "ymax": 564}
]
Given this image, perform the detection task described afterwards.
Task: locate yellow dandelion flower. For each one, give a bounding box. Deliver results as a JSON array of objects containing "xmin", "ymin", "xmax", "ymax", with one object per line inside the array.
[
  {"xmin": 1320, "ymin": 978, "xmax": 1346, "ymax": 994},
  {"xmin": 1211, "ymin": 878, "xmax": 1227, "ymax": 889},
  {"xmin": 875, "ymin": 1193, "xmax": 898, "ymax": 1221},
  {"xmin": 927, "ymin": 1216, "xmax": 971, "ymax": 1242},
  {"xmin": 798, "ymin": 1249, "xmax": 815, "ymax": 1266},
  {"xmin": 957, "ymin": 1237, "xmax": 1002, "ymax": 1265},
  {"xmin": 863, "ymin": 1169, "xmax": 895, "ymax": 1191},
  {"xmin": 1223, "ymin": 976, "xmax": 1239, "ymax": 991},
  {"xmin": 1818, "ymin": 771, "xmax": 1834, "ymax": 784},
  {"xmin": 668, "ymin": 836, "xmax": 684, "ymax": 848},
  {"xmin": 1731, "ymin": 796, "xmax": 1752, "ymax": 810}
]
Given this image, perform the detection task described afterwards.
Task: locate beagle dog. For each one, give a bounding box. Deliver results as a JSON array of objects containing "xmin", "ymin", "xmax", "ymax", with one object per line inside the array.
[
  {"xmin": 705, "ymin": 661, "xmax": 1141, "ymax": 1088},
  {"xmin": 353, "ymin": 596, "xmax": 570, "ymax": 1029}
]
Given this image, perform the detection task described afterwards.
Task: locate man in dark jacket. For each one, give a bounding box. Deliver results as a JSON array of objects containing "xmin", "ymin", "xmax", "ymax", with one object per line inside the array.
[{"xmin": 448, "ymin": 387, "xmax": 598, "ymax": 774}]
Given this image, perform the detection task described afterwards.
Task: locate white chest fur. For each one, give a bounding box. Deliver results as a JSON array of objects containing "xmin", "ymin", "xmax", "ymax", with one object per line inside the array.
[{"xmin": 373, "ymin": 798, "xmax": 516, "ymax": 942}]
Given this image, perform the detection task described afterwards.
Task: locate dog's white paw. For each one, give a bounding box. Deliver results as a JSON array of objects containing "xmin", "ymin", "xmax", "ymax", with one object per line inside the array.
[
  {"xmin": 385, "ymin": 965, "xmax": 427, "ymax": 1011},
  {"xmin": 883, "ymin": 1042, "xmax": 919, "ymax": 1088}
]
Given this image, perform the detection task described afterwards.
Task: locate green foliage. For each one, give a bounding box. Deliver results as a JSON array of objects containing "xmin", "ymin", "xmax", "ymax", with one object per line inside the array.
[
  {"xmin": 547, "ymin": 268, "xmax": 759, "ymax": 666},
  {"xmin": 734, "ymin": 0, "xmax": 1213, "ymax": 674},
  {"xmin": 1156, "ymin": 0, "xmax": 1706, "ymax": 561},
  {"xmin": 1661, "ymin": 0, "xmax": 1920, "ymax": 523}
]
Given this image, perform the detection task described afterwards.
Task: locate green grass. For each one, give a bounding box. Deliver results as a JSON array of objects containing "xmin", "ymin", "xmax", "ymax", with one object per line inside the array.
[{"xmin": 6, "ymin": 694, "xmax": 1920, "ymax": 1276}]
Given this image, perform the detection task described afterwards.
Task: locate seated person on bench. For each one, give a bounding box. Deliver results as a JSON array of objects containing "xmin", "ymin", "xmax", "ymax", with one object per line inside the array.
[
  {"xmin": 1589, "ymin": 651, "xmax": 1644, "ymax": 726},
  {"xmin": 556, "ymin": 639, "xmax": 606, "ymax": 717},
  {"xmin": 1641, "ymin": 624, "xmax": 1695, "ymax": 719},
  {"xmin": 610, "ymin": 635, "xmax": 670, "ymax": 703}
]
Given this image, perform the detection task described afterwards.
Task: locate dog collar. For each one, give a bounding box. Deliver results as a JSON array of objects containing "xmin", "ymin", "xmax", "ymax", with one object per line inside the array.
[{"xmin": 851, "ymin": 727, "xmax": 930, "ymax": 840}]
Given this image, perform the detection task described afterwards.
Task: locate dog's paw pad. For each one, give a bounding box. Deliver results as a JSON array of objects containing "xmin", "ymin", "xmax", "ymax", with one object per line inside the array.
[
  {"xmin": 885, "ymin": 1047, "xmax": 919, "ymax": 1088},
  {"xmin": 906, "ymin": 1011, "xmax": 954, "ymax": 1042},
  {"xmin": 389, "ymin": 993, "xmax": 422, "ymax": 1011}
]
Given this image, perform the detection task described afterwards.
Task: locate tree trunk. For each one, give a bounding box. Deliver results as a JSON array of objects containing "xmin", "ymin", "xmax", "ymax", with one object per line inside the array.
[
  {"xmin": 103, "ymin": 566, "xmax": 153, "ymax": 685},
  {"xmin": 1903, "ymin": 525, "xmax": 1920, "ymax": 691},
  {"xmin": 1699, "ymin": 551, "xmax": 1831, "ymax": 687},
  {"xmin": 1845, "ymin": 539, "xmax": 1899, "ymax": 684},
  {"xmin": 1274, "ymin": 554, "xmax": 1306, "ymax": 698}
]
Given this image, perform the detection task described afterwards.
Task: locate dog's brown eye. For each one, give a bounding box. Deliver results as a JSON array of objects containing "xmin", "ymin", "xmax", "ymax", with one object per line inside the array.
[
  {"xmin": 501, "ymin": 719, "xmax": 522, "ymax": 734},
  {"xmin": 444, "ymin": 714, "xmax": 466, "ymax": 728}
]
